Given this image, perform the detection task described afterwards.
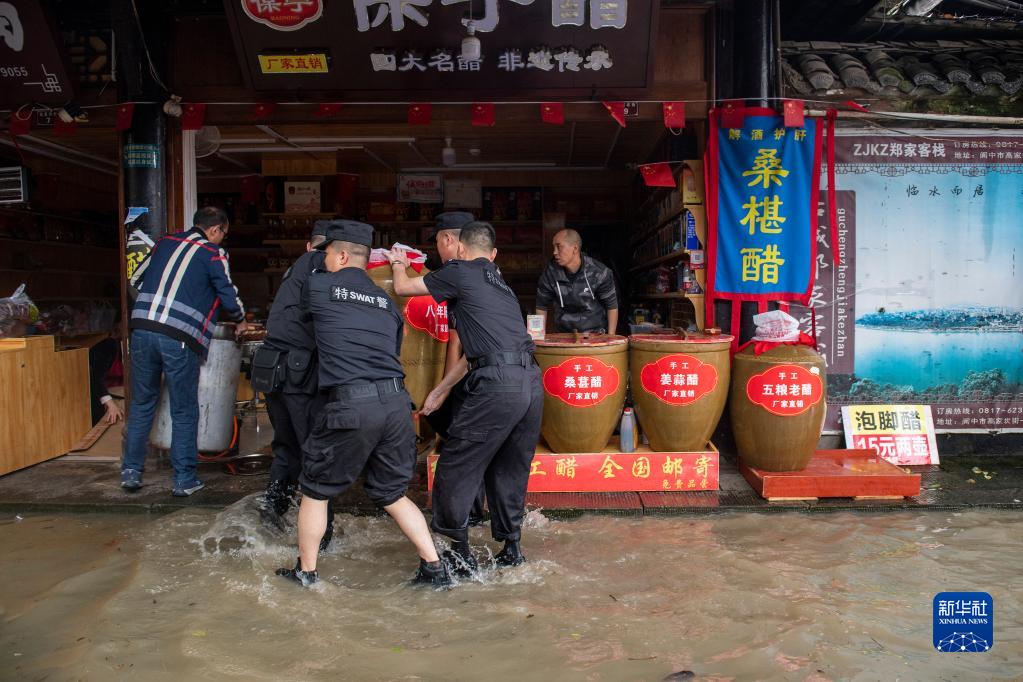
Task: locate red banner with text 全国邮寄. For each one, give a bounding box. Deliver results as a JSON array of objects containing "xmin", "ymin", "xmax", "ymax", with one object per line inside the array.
[{"xmin": 428, "ymin": 451, "xmax": 719, "ymax": 492}]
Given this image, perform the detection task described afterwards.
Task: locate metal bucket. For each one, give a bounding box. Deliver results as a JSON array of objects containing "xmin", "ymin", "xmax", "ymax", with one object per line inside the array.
[
  {"xmin": 150, "ymin": 323, "xmax": 242, "ymax": 453},
  {"xmin": 534, "ymin": 334, "xmax": 629, "ymax": 453},
  {"xmin": 629, "ymin": 332, "xmax": 733, "ymax": 452}
]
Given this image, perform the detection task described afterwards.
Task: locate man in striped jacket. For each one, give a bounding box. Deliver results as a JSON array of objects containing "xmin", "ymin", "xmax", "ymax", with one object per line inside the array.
[{"xmin": 121, "ymin": 206, "xmax": 249, "ymax": 496}]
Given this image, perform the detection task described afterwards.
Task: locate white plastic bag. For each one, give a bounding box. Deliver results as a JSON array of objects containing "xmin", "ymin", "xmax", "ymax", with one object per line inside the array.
[
  {"xmin": 369, "ymin": 242, "xmax": 427, "ymax": 268},
  {"xmin": 751, "ymin": 309, "xmax": 801, "ymax": 342}
]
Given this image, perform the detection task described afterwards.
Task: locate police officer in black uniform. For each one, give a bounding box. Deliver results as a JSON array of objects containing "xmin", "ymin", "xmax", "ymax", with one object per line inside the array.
[
  {"xmin": 253, "ymin": 221, "xmax": 335, "ymax": 544},
  {"xmin": 388, "ymin": 221, "xmax": 542, "ymax": 572},
  {"xmin": 276, "ymin": 221, "xmax": 449, "ymax": 588}
]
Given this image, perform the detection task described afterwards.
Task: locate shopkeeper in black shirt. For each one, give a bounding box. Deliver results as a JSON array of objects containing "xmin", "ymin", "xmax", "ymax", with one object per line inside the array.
[
  {"xmin": 535, "ymin": 229, "xmax": 619, "ymax": 334},
  {"xmin": 387, "ymin": 221, "xmax": 543, "ymax": 574}
]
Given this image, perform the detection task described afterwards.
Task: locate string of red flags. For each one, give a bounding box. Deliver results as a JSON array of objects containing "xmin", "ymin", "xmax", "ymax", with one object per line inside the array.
[
  {"xmin": 408, "ymin": 102, "xmax": 432, "ymax": 125},
  {"xmin": 540, "ymin": 102, "xmax": 564, "ymax": 125},
  {"xmin": 8, "ymin": 110, "xmax": 32, "ymax": 136},
  {"xmin": 638, "ymin": 162, "xmax": 676, "ymax": 187},
  {"xmin": 314, "ymin": 102, "xmax": 343, "ymax": 118},
  {"xmin": 603, "ymin": 101, "xmax": 626, "ymax": 127},
  {"xmin": 181, "ymin": 102, "xmax": 207, "ymax": 131},
  {"xmin": 471, "ymin": 102, "xmax": 495, "ymax": 127},
  {"xmin": 253, "ymin": 102, "xmax": 276, "ymax": 119},
  {"xmin": 115, "ymin": 103, "xmax": 134, "ymax": 131},
  {"xmin": 663, "ymin": 102, "xmax": 685, "ymax": 129},
  {"xmin": 53, "ymin": 118, "xmax": 78, "ymax": 136}
]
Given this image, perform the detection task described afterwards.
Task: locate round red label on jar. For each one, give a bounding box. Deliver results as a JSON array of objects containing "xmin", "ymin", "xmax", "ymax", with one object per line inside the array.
[
  {"xmin": 745, "ymin": 363, "xmax": 824, "ymax": 416},
  {"xmin": 404, "ymin": 296, "xmax": 449, "ymax": 343},
  {"xmin": 639, "ymin": 353, "xmax": 718, "ymax": 406},
  {"xmin": 542, "ymin": 355, "xmax": 620, "ymax": 408}
]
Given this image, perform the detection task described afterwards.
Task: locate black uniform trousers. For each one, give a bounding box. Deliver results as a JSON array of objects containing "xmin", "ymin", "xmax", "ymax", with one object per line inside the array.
[
  {"xmin": 299, "ymin": 387, "xmax": 416, "ymax": 506},
  {"xmin": 266, "ymin": 389, "xmax": 325, "ymax": 487},
  {"xmin": 431, "ymin": 363, "xmax": 543, "ymax": 544},
  {"xmin": 423, "ymin": 375, "xmax": 487, "ymax": 519}
]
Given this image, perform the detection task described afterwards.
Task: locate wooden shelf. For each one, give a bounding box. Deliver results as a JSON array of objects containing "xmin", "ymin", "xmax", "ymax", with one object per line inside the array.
[
  {"xmin": 629, "ymin": 249, "xmax": 690, "ymax": 273},
  {"xmin": 632, "ymin": 292, "xmax": 704, "ymax": 301},
  {"xmin": 629, "ymin": 208, "xmax": 683, "ymax": 249}
]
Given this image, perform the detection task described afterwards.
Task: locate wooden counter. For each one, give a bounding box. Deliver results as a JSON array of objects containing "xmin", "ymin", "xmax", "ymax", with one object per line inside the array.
[{"xmin": 0, "ymin": 335, "xmax": 91, "ymax": 476}]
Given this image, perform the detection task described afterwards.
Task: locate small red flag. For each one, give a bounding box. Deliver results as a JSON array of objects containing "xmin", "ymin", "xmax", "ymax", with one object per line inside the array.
[
  {"xmin": 9, "ymin": 111, "xmax": 32, "ymax": 136},
  {"xmin": 315, "ymin": 103, "xmax": 343, "ymax": 118},
  {"xmin": 53, "ymin": 118, "xmax": 78, "ymax": 136},
  {"xmin": 115, "ymin": 103, "xmax": 134, "ymax": 131},
  {"xmin": 720, "ymin": 100, "xmax": 745, "ymax": 129},
  {"xmin": 240, "ymin": 175, "xmax": 261, "ymax": 204},
  {"xmin": 663, "ymin": 102, "xmax": 686, "ymax": 129},
  {"xmin": 638, "ymin": 163, "xmax": 676, "ymax": 188},
  {"xmin": 253, "ymin": 102, "xmax": 276, "ymax": 119},
  {"xmin": 540, "ymin": 102, "xmax": 564, "ymax": 125},
  {"xmin": 603, "ymin": 101, "xmax": 626, "ymax": 127},
  {"xmin": 782, "ymin": 99, "xmax": 805, "ymax": 128},
  {"xmin": 843, "ymin": 99, "xmax": 870, "ymax": 113},
  {"xmin": 338, "ymin": 173, "xmax": 359, "ymax": 202},
  {"xmin": 408, "ymin": 103, "xmax": 432, "ymax": 126},
  {"xmin": 471, "ymin": 102, "xmax": 495, "ymax": 127},
  {"xmin": 181, "ymin": 102, "xmax": 207, "ymax": 131}
]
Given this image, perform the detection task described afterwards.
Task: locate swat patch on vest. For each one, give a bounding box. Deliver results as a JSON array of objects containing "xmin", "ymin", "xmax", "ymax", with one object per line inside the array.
[
  {"xmin": 484, "ymin": 269, "xmax": 515, "ymax": 297},
  {"xmin": 330, "ymin": 285, "xmax": 390, "ymax": 310}
]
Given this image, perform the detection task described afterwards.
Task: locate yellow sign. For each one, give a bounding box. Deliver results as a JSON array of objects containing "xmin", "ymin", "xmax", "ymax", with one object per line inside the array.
[
  {"xmin": 258, "ymin": 54, "xmax": 329, "ymax": 74},
  {"xmin": 842, "ymin": 404, "xmax": 939, "ymax": 465}
]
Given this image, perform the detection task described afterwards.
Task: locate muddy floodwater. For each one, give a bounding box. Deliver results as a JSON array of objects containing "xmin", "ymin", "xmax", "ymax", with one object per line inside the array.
[{"xmin": 2, "ymin": 500, "xmax": 1021, "ymax": 681}]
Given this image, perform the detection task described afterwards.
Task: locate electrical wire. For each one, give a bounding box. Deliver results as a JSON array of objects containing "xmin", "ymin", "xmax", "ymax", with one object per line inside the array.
[{"xmin": 128, "ymin": 0, "xmax": 170, "ymax": 94}]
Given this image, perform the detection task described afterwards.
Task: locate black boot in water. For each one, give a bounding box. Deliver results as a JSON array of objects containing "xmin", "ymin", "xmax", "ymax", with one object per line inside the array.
[
  {"xmin": 275, "ymin": 559, "xmax": 318, "ymax": 587},
  {"xmin": 409, "ymin": 559, "xmax": 453, "ymax": 590},
  {"xmin": 495, "ymin": 540, "xmax": 526, "ymax": 567},
  {"xmin": 441, "ymin": 540, "xmax": 478, "ymax": 577}
]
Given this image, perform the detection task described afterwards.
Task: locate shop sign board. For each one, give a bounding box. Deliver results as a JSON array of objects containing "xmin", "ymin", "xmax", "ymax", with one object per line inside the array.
[
  {"xmin": 428, "ymin": 450, "xmax": 719, "ymax": 492},
  {"xmin": 0, "ymin": 0, "xmax": 73, "ymax": 106},
  {"xmin": 284, "ymin": 181, "xmax": 321, "ymax": 213},
  {"xmin": 224, "ymin": 0, "xmax": 659, "ymax": 98},
  {"xmin": 542, "ymin": 355, "xmax": 620, "ymax": 408},
  {"xmin": 794, "ymin": 131, "xmax": 1023, "ymax": 433},
  {"xmin": 707, "ymin": 109, "xmax": 823, "ymax": 306},
  {"xmin": 444, "ymin": 179, "xmax": 483, "ymax": 209},
  {"xmin": 404, "ymin": 296, "xmax": 449, "ymax": 342},
  {"xmin": 241, "ymin": 0, "xmax": 324, "ymax": 31},
  {"xmin": 842, "ymin": 404, "xmax": 939, "ymax": 466},
  {"xmin": 745, "ymin": 363, "xmax": 824, "ymax": 417},
  {"xmin": 397, "ymin": 174, "xmax": 443, "ymax": 204},
  {"xmin": 639, "ymin": 353, "xmax": 717, "ymax": 406}
]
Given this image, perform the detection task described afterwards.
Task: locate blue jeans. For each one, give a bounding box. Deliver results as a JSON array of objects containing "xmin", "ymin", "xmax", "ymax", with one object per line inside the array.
[{"xmin": 122, "ymin": 329, "xmax": 200, "ymax": 486}]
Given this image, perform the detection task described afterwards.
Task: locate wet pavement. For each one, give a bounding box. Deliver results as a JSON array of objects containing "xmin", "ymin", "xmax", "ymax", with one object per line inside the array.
[{"xmin": 0, "ymin": 437, "xmax": 1020, "ymax": 516}]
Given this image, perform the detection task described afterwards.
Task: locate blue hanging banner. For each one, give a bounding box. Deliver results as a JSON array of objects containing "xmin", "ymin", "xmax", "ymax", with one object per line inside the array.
[{"xmin": 706, "ymin": 107, "xmax": 823, "ymax": 312}]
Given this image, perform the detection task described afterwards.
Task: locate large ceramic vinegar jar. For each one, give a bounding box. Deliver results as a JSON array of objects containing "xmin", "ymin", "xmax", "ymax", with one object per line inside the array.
[
  {"xmin": 729, "ymin": 344, "xmax": 827, "ymax": 471},
  {"xmin": 629, "ymin": 332, "xmax": 733, "ymax": 451},
  {"xmin": 368, "ymin": 265, "xmax": 447, "ymax": 413},
  {"xmin": 533, "ymin": 334, "xmax": 629, "ymax": 453}
]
